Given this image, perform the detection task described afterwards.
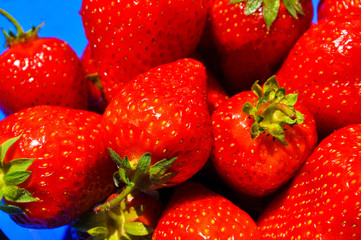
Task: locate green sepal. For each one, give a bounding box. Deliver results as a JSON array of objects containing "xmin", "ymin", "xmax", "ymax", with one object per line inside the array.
[
  {"xmin": 3, "ymin": 185, "xmax": 36, "ymax": 203},
  {"xmin": 87, "ymin": 227, "xmax": 109, "ymax": 239},
  {"xmin": 228, "ymin": 0, "xmax": 305, "ymax": 29},
  {"xmin": 0, "ymin": 134, "xmax": 22, "ymax": 165},
  {"xmin": 109, "ymin": 148, "xmax": 123, "ymax": 167},
  {"xmin": 96, "ymin": 152, "xmax": 176, "ymax": 212},
  {"xmin": 243, "ymin": 75, "xmax": 304, "ymax": 146},
  {"xmin": 0, "ymin": 134, "xmax": 37, "ymax": 215},
  {"xmin": 0, "ymin": 202, "xmax": 24, "ymax": 214},
  {"xmin": 4, "ymin": 171, "xmax": 31, "ymax": 185},
  {"xmin": 136, "ymin": 153, "xmax": 151, "ymax": 175},
  {"xmin": 5, "ymin": 158, "xmax": 35, "ymax": 175},
  {"xmin": 149, "ymin": 157, "xmax": 177, "ymax": 181},
  {"xmin": 245, "ymin": 0, "xmax": 263, "ymax": 15},
  {"xmin": 124, "ymin": 222, "xmax": 154, "ymax": 236}
]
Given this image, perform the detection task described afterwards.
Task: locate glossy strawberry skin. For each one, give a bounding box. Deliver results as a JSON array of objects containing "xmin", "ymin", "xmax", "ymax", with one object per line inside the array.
[
  {"xmin": 80, "ymin": 0, "xmax": 208, "ymax": 100},
  {"xmin": 211, "ymin": 91, "xmax": 318, "ymax": 197},
  {"xmin": 102, "ymin": 58, "xmax": 212, "ymax": 186},
  {"xmin": 318, "ymin": 0, "xmax": 361, "ymax": 21},
  {"xmin": 208, "ymin": 0, "xmax": 313, "ymax": 94},
  {"xmin": 0, "ymin": 37, "xmax": 88, "ymax": 115},
  {"xmin": 153, "ymin": 181, "xmax": 260, "ymax": 239},
  {"xmin": 258, "ymin": 124, "xmax": 361, "ymax": 239},
  {"xmin": 276, "ymin": 15, "xmax": 361, "ymax": 138},
  {"xmin": 0, "ymin": 105, "xmax": 117, "ymax": 228}
]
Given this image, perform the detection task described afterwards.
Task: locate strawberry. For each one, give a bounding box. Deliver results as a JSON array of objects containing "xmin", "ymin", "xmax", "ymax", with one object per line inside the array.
[
  {"xmin": 276, "ymin": 15, "xmax": 361, "ymax": 138},
  {"xmin": 317, "ymin": 0, "xmax": 361, "ymax": 21},
  {"xmin": 0, "ymin": 9, "xmax": 88, "ymax": 115},
  {"xmin": 80, "ymin": 0, "xmax": 208, "ymax": 101},
  {"xmin": 96, "ymin": 58, "xmax": 213, "ymax": 212},
  {"xmin": 71, "ymin": 191, "xmax": 164, "ymax": 240},
  {"xmin": 206, "ymin": 0, "xmax": 313, "ymax": 95},
  {"xmin": 80, "ymin": 44, "xmax": 108, "ymax": 114},
  {"xmin": 152, "ymin": 181, "xmax": 260, "ymax": 239},
  {"xmin": 258, "ymin": 123, "xmax": 361, "ymax": 239},
  {"xmin": 0, "ymin": 105, "xmax": 117, "ymax": 228},
  {"xmin": 211, "ymin": 76, "xmax": 318, "ymax": 197}
]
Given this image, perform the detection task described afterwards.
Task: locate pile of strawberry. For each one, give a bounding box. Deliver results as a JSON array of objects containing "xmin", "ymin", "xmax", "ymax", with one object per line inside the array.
[{"xmin": 0, "ymin": 0, "xmax": 360, "ymax": 239}]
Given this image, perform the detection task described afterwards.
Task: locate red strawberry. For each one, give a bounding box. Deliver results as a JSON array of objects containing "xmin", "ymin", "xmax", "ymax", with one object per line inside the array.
[
  {"xmin": 0, "ymin": 9, "xmax": 88, "ymax": 115},
  {"xmin": 318, "ymin": 0, "xmax": 361, "ymax": 21},
  {"xmin": 206, "ymin": 0, "xmax": 313, "ymax": 95},
  {"xmin": 0, "ymin": 105, "xmax": 117, "ymax": 228},
  {"xmin": 258, "ymin": 124, "xmax": 361, "ymax": 239},
  {"xmin": 80, "ymin": 44, "xmax": 108, "ymax": 114},
  {"xmin": 96, "ymin": 58, "xmax": 212, "ymax": 212},
  {"xmin": 71, "ymin": 191, "xmax": 164, "ymax": 240},
  {"xmin": 276, "ymin": 15, "xmax": 361, "ymax": 138},
  {"xmin": 80, "ymin": 0, "xmax": 208, "ymax": 100},
  {"xmin": 153, "ymin": 181, "xmax": 260, "ymax": 239},
  {"xmin": 211, "ymin": 76, "xmax": 318, "ymax": 197}
]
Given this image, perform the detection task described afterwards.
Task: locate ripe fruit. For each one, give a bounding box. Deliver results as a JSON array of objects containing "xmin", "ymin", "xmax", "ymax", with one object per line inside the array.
[
  {"xmin": 80, "ymin": 0, "xmax": 208, "ymax": 100},
  {"xmin": 97, "ymin": 58, "xmax": 212, "ymax": 211},
  {"xmin": 258, "ymin": 124, "xmax": 361, "ymax": 239},
  {"xmin": 153, "ymin": 181, "xmax": 260, "ymax": 239},
  {"xmin": 276, "ymin": 15, "xmax": 361, "ymax": 138},
  {"xmin": 0, "ymin": 9, "xmax": 88, "ymax": 115},
  {"xmin": 0, "ymin": 105, "xmax": 117, "ymax": 228},
  {"xmin": 318, "ymin": 0, "xmax": 361, "ymax": 21},
  {"xmin": 211, "ymin": 76, "xmax": 318, "ymax": 197},
  {"xmin": 206, "ymin": 0, "xmax": 313, "ymax": 94}
]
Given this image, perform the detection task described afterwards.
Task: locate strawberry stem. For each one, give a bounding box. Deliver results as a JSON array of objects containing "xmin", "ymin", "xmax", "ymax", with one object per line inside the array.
[
  {"xmin": 95, "ymin": 151, "xmax": 177, "ymax": 212},
  {"xmin": 0, "ymin": 9, "xmax": 24, "ymax": 36},
  {"xmin": 95, "ymin": 169, "xmax": 143, "ymax": 212}
]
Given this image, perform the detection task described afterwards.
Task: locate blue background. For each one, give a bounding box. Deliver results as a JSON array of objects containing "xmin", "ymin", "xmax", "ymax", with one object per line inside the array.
[{"xmin": 0, "ymin": 0, "xmax": 319, "ymax": 239}]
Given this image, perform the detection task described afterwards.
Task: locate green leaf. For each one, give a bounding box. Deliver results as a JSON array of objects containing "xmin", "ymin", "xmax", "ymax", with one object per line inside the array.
[
  {"xmin": 282, "ymin": 93, "xmax": 298, "ymax": 106},
  {"xmin": 136, "ymin": 153, "xmax": 151, "ymax": 175},
  {"xmin": 268, "ymin": 124, "xmax": 287, "ymax": 145},
  {"xmin": 3, "ymin": 185, "xmax": 36, "ymax": 203},
  {"xmin": 113, "ymin": 171, "xmax": 122, "ymax": 187},
  {"xmin": 118, "ymin": 169, "xmax": 131, "ymax": 186},
  {"xmin": 124, "ymin": 222, "xmax": 154, "ymax": 236},
  {"xmin": 0, "ymin": 202, "xmax": 24, "ymax": 214},
  {"xmin": 5, "ymin": 158, "xmax": 35, "ymax": 175},
  {"xmin": 149, "ymin": 157, "xmax": 176, "ymax": 180},
  {"xmin": 4, "ymin": 171, "xmax": 31, "ymax": 185},
  {"xmin": 122, "ymin": 156, "xmax": 132, "ymax": 170},
  {"xmin": 245, "ymin": 0, "xmax": 263, "ymax": 15},
  {"xmin": 0, "ymin": 134, "xmax": 22, "ymax": 166},
  {"xmin": 154, "ymin": 172, "xmax": 178, "ymax": 186},
  {"xmin": 263, "ymin": 0, "xmax": 280, "ymax": 29},
  {"xmin": 87, "ymin": 226, "xmax": 108, "ymax": 238},
  {"xmin": 251, "ymin": 81, "xmax": 263, "ymax": 99},
  {"xmin": 109, "ymin": 148, "xmax": 123, "ymax": 167},
  {"xmin": 242, "ymin": 102, "xmax": 257, "ymax": 116},
  {"xmin": 282, "ymin": 0, "xmax": 297, "ymax": 18}
]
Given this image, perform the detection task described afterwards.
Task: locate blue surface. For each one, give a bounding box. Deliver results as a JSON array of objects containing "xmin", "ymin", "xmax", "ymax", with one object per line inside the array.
[{"xmin": 0, "ymin": 0, "xmax": 319, "ymax": 239}]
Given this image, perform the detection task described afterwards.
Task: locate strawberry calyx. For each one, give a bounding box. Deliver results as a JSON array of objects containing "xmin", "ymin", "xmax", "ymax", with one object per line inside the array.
[
  {"xmin": 0, "ymin": 134, "xmax": 37, "ymax": 215},
  {"xmin": 228, "ymin": 0, "xmax": 305, "ymax": 29},
  {"xmin": 242, "ymin": 75, "xmax": 304, "ymax": 145},
  {"xmin": 72, "ymin": 192, "xmax": 155, "ymax": 240},
  {"xmin": 95, "ymin": 150, "xmax": 176, "ymax": 212},
  {"xmin": 0, "ymin": 9, "xmax": 43, "ymax": 48}
]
